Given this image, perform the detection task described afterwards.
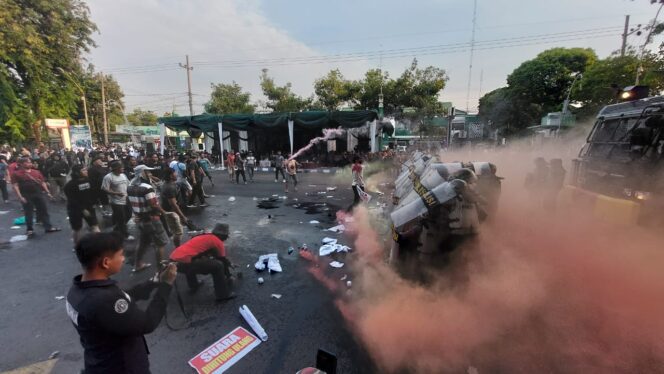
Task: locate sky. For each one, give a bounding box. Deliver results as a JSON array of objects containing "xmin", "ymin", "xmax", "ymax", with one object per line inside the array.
[{"xmin": 85, "ymin": 0, "xmax": 661, "ymax": 116}]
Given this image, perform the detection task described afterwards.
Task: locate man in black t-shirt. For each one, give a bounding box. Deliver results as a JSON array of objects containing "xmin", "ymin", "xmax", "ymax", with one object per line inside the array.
[
  {"xmin": 64, "ymin": 165, "xmax": 100, "ymax": 244},
  {"xmin": 88, "ymin": 157, "xmax": 109, "ymax": 211},
  {"xmin": 160, "ymin": 169, "xmax": 187, "ymax": 246},
  {"xmin": 186, "ymin": 154, "xmax": 207, "ymax": 208}
]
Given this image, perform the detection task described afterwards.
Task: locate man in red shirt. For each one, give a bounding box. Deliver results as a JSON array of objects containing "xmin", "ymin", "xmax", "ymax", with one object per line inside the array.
[
  {"xmin": 169, "ymin": 223, "xmax": 236, "ymax": 302},
  {"xmin": 11, "ymin": 157, "xmax": 61, "ymax": 236}
]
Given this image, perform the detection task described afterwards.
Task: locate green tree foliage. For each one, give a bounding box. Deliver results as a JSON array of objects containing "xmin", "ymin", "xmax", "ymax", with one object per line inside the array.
[
  {"xmin": 313, "ymin": 69, "xmax": 354, "ymax": 110},
  {"xmin": 313, "ymin": 59, "xmax": 448, "ymax": 117},
  {"xmin": 260, "ymin": 69, "xmax": 313, "ymax": 112},
  {"xmin": 479, "ymin": 47, "xmax": 598, "ymax": 132},
  {"xmin": 574, "ymin": 53, "xmax": 664, "ymax": 116},
  {"xmin": 75, "ymin": 67, "xmax": 125, "ymax": 135},
  {"xmin": 478, "ymin": 87, "xmax": 541, "ymax": 135},
  {"xmin": 0, "ymin": 0, "xmax": 97, "ymax": 143},
  {"xmin": 205, "ymin": 81, "xmax": 255, "ymax": 114},
  {"xmin": 126, "ymin": 108, "xmax": 158, "ymax": 127},
  {"xmin": 506, "ymin": 48, "xmax": 597, "ymax": 114}
]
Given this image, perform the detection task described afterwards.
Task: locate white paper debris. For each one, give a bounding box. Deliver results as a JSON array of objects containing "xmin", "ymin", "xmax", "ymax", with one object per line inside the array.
[
  {"xmin": 239, "ymin": 305, "xmax": 268, "ymax": 341},
  {"xmin": 329, "ymin": 261, "xmax": 344, "ymax": 268},
  {"xmin": 319, "ymin": 242, "xmax": 351, "ymax": 256},
  {"xmin": 10, "ymin": 226, "xmax": 20, "ymax": 230},
  {"xmin": 270, "ymin": 294, "xmax": 282, "ymax": 299},
  {"xmin": 228, "ymin": 196, "xmax": 236, "ymax": 202},
  {"xmin": 55, "ymin": 296, "xmax": 65, "ymax": 300},
  {"xmin": 280, "ymin": 196, "xmax": 287, "ymax": 200},
  {"xmin": 326, "ymin": 187, "xmax": 337, "ymax": 191},
  {"xmin": 340, "ymin": 274, "xmax": 347, "ymax": 281},
  {"xmin": 319, "ymin": 244, "xmax": 336, "ymax": 256},
  {"xmin": 308, "ymin": 220, "xmax": 320, "ymax": 224},
  {"xmin": 326, "ymin": 224, "xmax": 345, "ymax": 233},
  {"xmin": 272, "ymin": 194, "xmax": 279, "ymax": 197},
  {"xmin": 0, "ymin": 210, "xmax": 9, "ymax": 215},
  {"xmin": 10, "ymin": 235, "xmax": 28, "ymax": 242},
  {"xmin": 254, "ymin": 253, "xmax": 282, "ymax": 273},
  {"xmin": 253, "ymin": 197, "xmax": 258, "ymax": 201},
  {"xmin": 326, "ymin": 195, "xmax": 334, "ymax": 198},
  {"xmin": 322, "ymin": 237, "xmax": 337, "ymax": 244}
]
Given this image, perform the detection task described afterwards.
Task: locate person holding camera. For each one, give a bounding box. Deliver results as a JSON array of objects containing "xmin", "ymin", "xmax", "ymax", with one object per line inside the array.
[
  {"xmin": 66, "ymin": 232, "xmax": 177, "ymax": 374},
  {"xmin": 169, "ymin": 223, "xmax": 236, "ymax": 302}
]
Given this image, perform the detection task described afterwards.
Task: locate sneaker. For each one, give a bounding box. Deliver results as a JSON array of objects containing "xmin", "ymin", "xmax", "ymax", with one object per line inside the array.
[
  {"xmin": 200, "ymin": 203, "xmax": 209, "ymax": 207},
  {"xmin": 244, "ymin": 182, "xmax": 247, "ymax": 185},
  {"xmin": 282, "ymin": 179, "xmax": 286, "ymax": 183},
  {"xmin": 186, "ymin": 204, "xmax": 197, "ymax": 208},
  {"xmin": 126, "ymin": 235, "xmax": 135, "ymax": 241},
  {"xmin": 275, "ymin": 179, "xmax": 278, "ymax": 183}
]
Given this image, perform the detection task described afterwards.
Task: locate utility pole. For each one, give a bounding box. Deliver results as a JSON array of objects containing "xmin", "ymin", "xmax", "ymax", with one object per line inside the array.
[
  {"xmin": 465, "ymin": 0, "xmax": 478, "ymax": 113},
  {"xmin": 621, "ymin": 15, "xmax": 630, "ymax": 57},
  {"xmin": 100, "ymin": 72, "xmax": 108, "ymax": 145},
  {"xmin": 447, "ymin": 107, "xmax": 455, "ymax": 150},
  {"xmin": 179, "ymin": 55, "xmax": 194, "ymax": 116}
]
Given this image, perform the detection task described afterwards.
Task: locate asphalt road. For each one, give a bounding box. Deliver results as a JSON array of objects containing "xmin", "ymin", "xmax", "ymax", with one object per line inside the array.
[{"xmin": 0, "ymin": 169, "xmax": 376, "ymax": 374}]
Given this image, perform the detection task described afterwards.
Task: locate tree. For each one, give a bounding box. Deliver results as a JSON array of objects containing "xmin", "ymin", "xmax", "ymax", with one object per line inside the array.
[
  {"xmin": 478, "ymin": 87, "xmax": 541, "ymax": 134},
  {"xmin": 260, "ymin": 69, "xmax": 313, "ymax": 112},
  {"xmin": 75, "ymin": 66, "xmax": 125, "ymax": 135},
  {"xmin": 507, "ymin": 48, "xmax": 597, "ymax": 115},
  {"xmin": 0, "ymin": 0, "xmax": 97, "ymax": 143},
  {"xmin": 127, "ymin": 108, "xmax": 158, "ymax": 126},
  {"xmin": 313, "ymin": 69, "xmax": 355, "ymax": 110},
  {"xmin": 574, "ymin": 53, "xmax": 664, "ymax": 116},
  {"xmin": 205, "ymin": 81, "xmax": 255, "ymax": 114},
  {"xmin": 349, "ymin": 59, "xmax": 448, "ymax": 116}
]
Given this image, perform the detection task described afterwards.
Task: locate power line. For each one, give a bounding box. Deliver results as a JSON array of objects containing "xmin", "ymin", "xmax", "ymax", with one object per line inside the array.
[
  {"xmin": 190, "ymin": 29, "xmax": 620, "ymax": 70},
  {"xmin": 98, "ymin": 25, "xmax": 623, "ymax": 75},
  {"xmin": 192, "ymin": 27, "xmax": 621, "ymax": 68}
]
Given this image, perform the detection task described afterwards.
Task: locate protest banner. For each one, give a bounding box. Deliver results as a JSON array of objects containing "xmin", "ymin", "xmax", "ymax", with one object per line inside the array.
[{"xmin": 188, "ymin": 326, "xmax": 261, "ymax": 374}]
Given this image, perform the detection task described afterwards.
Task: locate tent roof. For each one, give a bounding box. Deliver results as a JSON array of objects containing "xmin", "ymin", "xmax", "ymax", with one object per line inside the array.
[{"xmin": 158, "ymin": 110, "xmax": 378, "ymax": 132}]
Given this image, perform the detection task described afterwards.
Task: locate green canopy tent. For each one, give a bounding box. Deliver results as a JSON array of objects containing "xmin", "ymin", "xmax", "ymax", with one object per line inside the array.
[{"xmin": 157, "ymin": 110, "xmax": 378, "ymax": 167}]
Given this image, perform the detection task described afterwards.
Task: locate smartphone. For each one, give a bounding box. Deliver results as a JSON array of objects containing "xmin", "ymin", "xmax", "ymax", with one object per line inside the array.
[{"xmin": 315, "ymin": 349, "xmax": 337, "ymax": 374}]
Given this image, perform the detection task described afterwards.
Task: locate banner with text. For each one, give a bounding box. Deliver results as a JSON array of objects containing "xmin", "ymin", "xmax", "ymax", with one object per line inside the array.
[
  {"xmin": 188, "ymin": 326, "xmax": 261, "ymax": 374},
  {"xmin": 69, "ymin": 125, "xmax": 93, "ymax": 150}
]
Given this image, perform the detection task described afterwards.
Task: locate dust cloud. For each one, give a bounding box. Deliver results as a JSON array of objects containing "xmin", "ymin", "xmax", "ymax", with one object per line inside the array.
[{"xmin": 324, "ymin": 134, "xmax": 664, "ymax": 373}]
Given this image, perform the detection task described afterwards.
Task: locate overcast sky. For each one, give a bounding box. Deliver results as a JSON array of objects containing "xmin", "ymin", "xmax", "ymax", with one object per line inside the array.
[{"xmin": 86, "ymin": 0, "xmax": 660, "ymax": 116}]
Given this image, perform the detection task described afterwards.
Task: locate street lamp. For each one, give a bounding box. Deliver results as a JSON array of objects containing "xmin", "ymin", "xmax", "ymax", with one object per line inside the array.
[
  {"xmin": 57, "ymin": 67, "xmax": 91, "ymax": 132},
  {"xmin": 562, "ymin": 73, "xmax": 582, "ymax": 115}
]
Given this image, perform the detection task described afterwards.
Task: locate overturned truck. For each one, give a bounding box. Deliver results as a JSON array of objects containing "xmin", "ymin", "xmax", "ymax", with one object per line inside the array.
[{"xmin": 387, "ymin": 151, "xmax": 501, "ymax": 279}]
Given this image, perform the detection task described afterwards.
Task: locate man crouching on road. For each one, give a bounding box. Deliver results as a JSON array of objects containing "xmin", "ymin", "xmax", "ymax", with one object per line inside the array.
[
  {"xmin": 169, "ymin": 223, "xmax": 237, "ymax": 302},
  {"xmin": 66, "ymin": 232, "xmax": 177, "ymax": 374}
]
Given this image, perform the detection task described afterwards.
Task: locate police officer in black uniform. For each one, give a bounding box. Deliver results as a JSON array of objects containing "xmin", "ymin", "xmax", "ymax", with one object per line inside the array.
[{"xmin": 66, "ymin": 232, "xmax": 177, "ymax": 374}]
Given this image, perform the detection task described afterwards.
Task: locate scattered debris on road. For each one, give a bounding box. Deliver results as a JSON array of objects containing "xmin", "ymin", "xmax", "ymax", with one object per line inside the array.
[
  {"xmin": 254, "ymin": 254, "xmax": 282, "ymax": 273},
  {"xmin": 10, "ymin": 235, "xmax": 28, "ymax": 242},
  {"xmin": 239, "ymin": 305, "xmax": 268, "ymax": 341}
]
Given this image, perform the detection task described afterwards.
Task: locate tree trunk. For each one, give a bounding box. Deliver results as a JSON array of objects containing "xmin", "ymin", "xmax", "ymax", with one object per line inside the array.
[{"xmin": 32, "ymin": 120, "xmax": 42, "ymax": 143}]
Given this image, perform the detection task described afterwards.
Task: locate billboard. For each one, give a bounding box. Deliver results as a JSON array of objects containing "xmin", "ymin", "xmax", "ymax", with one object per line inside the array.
[{"xmin": 70, "ymin": 125, "xmax": 93, "ymax": 149}]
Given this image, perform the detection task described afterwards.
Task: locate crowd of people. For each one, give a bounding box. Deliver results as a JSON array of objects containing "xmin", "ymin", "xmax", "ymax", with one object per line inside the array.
[{"xmin": 0, "ymin": 140, "xmax": 380, "ymax": 373}]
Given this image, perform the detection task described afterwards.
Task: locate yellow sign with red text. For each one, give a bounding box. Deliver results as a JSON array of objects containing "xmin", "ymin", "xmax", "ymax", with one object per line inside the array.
[{"xmin": 188, "ymin": 327, "xmax": 261, "ymax": 374}]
